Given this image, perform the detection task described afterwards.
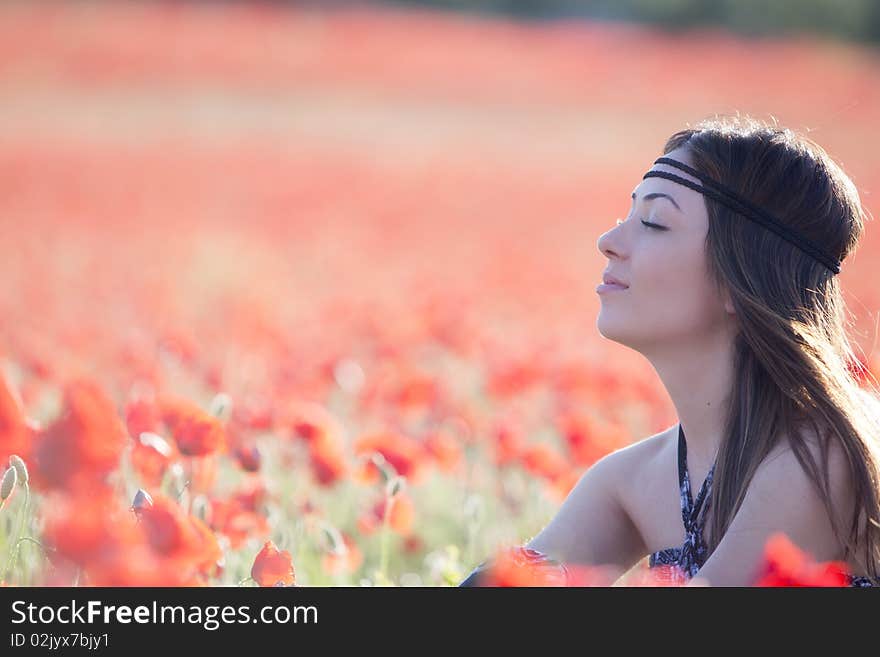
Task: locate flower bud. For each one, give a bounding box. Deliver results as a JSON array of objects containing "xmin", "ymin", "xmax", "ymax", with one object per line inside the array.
[
  {"xmin": 234, "ymin": 444, "xmax": 261, "ymax": 472},
  {"xmin": 139, "ymin": 432, "xmax": 173, "ymax": 457},
  {"xmin": 131, "ymin": 488, "xmax": 154, "ymax": 515},
  {"xmin": 317, "ymin": 522, "xmax": 346, "ymax": 556},
  {"xmin": 8, "ymin": 455, "xmax": 28, "ymax": 486},
  {"xmin": 370, "ymin": 452, "xmax": 397, "ymax": 484},
  {"xmin": 167, "ymin": 462, "xmax": 187, "ymax": 498},
  {"xmin": 1, "ymin": 466, "xmax": 17, "ymax": 501},
  {"xmin": 209, "ymin": 392, "xmax": 233, "ymax": 422},
  {"xmin": 385, "ymin": 475, "xmax": 406, "ymax": 499},
  {"xmin": 190, "ymin": 494, "xmax": 211, "ymax": 523}
]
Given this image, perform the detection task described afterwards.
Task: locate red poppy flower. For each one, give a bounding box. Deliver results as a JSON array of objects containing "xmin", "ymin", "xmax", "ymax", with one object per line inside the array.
[
  {"xmin": 321, "ymin": 533, "xmax": 363, "ymax": 577},
  {"xmin": 32, "ymin": 379, "xmax": 126, "ymax": 492},
  {"xmin": 160, "ymin": 396, "xmax": 226, "ymax": 457},
  {"xmin": 353, "ymin": 430, "xmax": 426, "ymax": 484},
  {"xmin": 138, "ymin": 493, "xmax": 222, "ymax": 580},
  {"xmin": 752, "ymin": 532, "xmax": 851, "ymax": 587},
  {"xmin": 209, "ymin": 493, "xmax": 271, "ymax": 549},
  {"xmin": 124, "ymin": 397, "xmax": 161, "ymax": 440},
  {"xmin": 520, "ymin": 443, "xmax": 568, "ymax": 482},
  {"xmin": 233, "ymin": 476, "xmax": 271, "ymax": 511},
  {"xmin": 356, "ymin": 513, "xmax": 378, "ymax": 536},
  {"xmin": 556, "ymin": 412, "xmax": 619, "ymax": 468},
  {"xmin": 251, "ymin": 540, "xmax": 296, "ymax": 586},
  {"xmin": 394, "ymin": 371, "xmax": 441, "ymax": 410},
  {"xmin": 188, "ymin": 513, "xmax": 224, "ymax": 579},
  {"xmin": 131, "ymin": 432, "xmax": 177, "ymax": 488},
  {"xmin": 486, "ymin": 358, "xmax": 545, "ymax": 399},
  {"xmin": 480, "ymin": 547, "xmax": 568, "ymax": 587},
  {"xmin": 308, "ymin": 434, "xmax": 349, "ymax": 487},
  {"xmin": 158, "ymin": 330, "xmax": 198, "ymax": 365},
  {"xmin": 370, "ymin": 493, "xmax": 415, "ymax": 536},
  {"xmin": 285, "ymin": 400, "xmax": 344, "ymax": 446},
  {"xmin": 422, "ymin": 428, "xmax": 463, "ymax": 473},
  {"xmin": 232, "ymin": 395, "xmax": 275, "ymax": 432},
  {"xmin": 403, "ymin": 534, "xmax": 424, "ymax": 554},
  {"xmin": 0, "ymin": 371, "xmax": 33, "ymax": 464},
  {"xmin": 139, "ymin": 494, "xmax": 199, "ymax": 555},
  {"xmin": 43, "ymin": 489, "xmax": 139, "ymax": 566},
  {"xmin": 492, "ymin": 416, "xmax": 525, "ymax": 467}
]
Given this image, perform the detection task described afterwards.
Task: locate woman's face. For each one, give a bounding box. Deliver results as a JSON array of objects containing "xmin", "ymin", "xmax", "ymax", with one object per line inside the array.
[{"xmin": 595, "ymin": 147, "xmax": 733, "ymax": 354}]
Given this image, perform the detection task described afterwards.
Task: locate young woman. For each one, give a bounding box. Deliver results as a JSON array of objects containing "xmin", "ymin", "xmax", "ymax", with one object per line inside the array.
[{"xmin": 460, "ymin": 115, "xmax": 880, "ymax": 587}]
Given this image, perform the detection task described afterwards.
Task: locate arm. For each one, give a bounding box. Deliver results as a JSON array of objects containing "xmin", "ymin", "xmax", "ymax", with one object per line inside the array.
[
  {"xmin": 458, "ymin": 564, "xmax": 489, "ymax": 587},
  {"xmin": 525, "ymin": 450, "xmax": 645, "ymax": 571},
  {"xmin": 459, "ymin": 448, "xmax": 645, "ymax": 586},
  {"xmin": 686, "ymin": 437, "xmax": 853, "ymax": 587},
  {"xmin": 458, "ymin": 547, "xmax": 567, "ymax": 586}
]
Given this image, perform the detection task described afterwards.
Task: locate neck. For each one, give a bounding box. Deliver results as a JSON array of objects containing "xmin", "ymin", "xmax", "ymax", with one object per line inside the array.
[{"xmin": 644, "ymin": 329, "xmax": 736, "ymax": 465}]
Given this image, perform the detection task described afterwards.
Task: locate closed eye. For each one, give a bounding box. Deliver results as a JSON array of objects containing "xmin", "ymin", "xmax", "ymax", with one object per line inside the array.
[{"xmin": 641, "ymin": 220, "xmax": 667, "ymax": 231}]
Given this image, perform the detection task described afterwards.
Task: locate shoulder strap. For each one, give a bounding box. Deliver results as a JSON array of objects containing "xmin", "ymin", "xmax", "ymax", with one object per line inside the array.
[
  {"xmin": 676, "ymin": 424, "xmax": 694, "ymax": 526},
  {"xmin": 677, "ymin": 424, "xmax": 688, "ymax": 495},
  {"xmin": 678, "ymin": 424, "xmax": 716, "ymax": 525}
]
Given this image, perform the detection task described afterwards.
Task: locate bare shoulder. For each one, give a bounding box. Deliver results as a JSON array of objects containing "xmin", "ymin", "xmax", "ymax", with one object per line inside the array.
[
  {"xmin": 522, "ymin": 425, "xmax": 675, "ymax": 569},
  {"xmin": 731, "ymin": 422, "xmax": 855, "ymax": 559},
  {"xmin": 759, "ymin": 421, "xmax": 855, "ymax": 515},
  {"xmin": 762, "ymin": 422, "xmax": 851, "ymax": 484},
  {"xmin": 595, "ymin": 424, "xmax": 677, "ymax": 491}
]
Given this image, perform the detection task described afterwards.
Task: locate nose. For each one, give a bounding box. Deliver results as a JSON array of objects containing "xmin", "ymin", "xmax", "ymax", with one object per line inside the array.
[{"xmin": 597, "ymin": 218, "xmax": 626, "ymax": 260}]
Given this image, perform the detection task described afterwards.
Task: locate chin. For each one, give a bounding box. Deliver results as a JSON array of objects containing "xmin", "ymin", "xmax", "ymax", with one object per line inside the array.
[
  {"xmin": 596, "ymin": 312, "xmax": 621, "ymax": 341},
  {"xmin": 596, "ymin": 313, "xmax": 638, "ymax": 349}
]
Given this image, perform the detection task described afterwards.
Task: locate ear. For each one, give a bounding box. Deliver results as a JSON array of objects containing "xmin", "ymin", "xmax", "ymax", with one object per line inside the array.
[{"xmin": 722, "ymin": 288, "xmax": 736, "ymax": 315}]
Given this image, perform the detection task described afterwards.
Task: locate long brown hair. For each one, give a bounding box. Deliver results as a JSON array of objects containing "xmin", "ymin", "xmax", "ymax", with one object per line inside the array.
[{"xmin": 661, "ymin": 114, "xmax": 880, "ymax": 578}]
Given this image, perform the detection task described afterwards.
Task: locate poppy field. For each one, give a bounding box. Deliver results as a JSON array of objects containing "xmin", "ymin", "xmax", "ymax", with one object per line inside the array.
[{"xmin": 1, "ymin": 1, "xmax": 879, "ymax": 587}]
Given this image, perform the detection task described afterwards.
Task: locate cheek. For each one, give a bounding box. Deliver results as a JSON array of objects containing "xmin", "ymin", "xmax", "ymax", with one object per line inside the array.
[
  {"xmin": 643, "ymin": 256, "xmax": 724, "ymax": 337},
  {"xmin": 601, "ymin": 248, "xmax": 720, "ymax": 337}
]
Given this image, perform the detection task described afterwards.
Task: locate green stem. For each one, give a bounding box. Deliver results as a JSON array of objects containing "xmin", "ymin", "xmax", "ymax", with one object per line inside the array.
[
  {"xmin": 467, "ymin": 522, "xmax": 477, "ymax": 569},
  {"xmin": 378, "ymin": 496, "xmax": 394, "ymax": 584},
  {"xmin": 16, "ymin": 536, "xmax": 51, "ymax": 552},
  {"xmin": 1, "ymin": 484, "xmax": 29, "ymax": 583},
  {"xmin": 11, "ymin": 536, "xmax": 51, "ymax": 586},
  {"xmin": 185, "ymin": 458, "xmax": 194, "ymax": 513}
]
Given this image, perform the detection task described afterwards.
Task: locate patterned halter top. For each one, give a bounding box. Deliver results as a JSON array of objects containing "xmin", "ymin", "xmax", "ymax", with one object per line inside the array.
[{"xmin": 648, "ymin": 424, "xmax": 877, "ymax": 587}]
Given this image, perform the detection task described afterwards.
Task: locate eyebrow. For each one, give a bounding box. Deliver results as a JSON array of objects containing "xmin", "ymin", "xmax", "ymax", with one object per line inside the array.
[{"xmin": 631, "ymin": 191, "xmax": 682, "ymax": 212}]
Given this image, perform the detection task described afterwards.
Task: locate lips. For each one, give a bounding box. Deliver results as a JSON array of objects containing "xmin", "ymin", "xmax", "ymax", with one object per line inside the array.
[{"xmin": 602, "ymin": 273, "xmax": 629, "ymax": 288}]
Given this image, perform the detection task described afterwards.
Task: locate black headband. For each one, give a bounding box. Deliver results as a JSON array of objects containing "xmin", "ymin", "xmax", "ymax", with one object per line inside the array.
[{"xmin": 642, "ymin": 157, "xmax": 842, "ymax": 275}]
